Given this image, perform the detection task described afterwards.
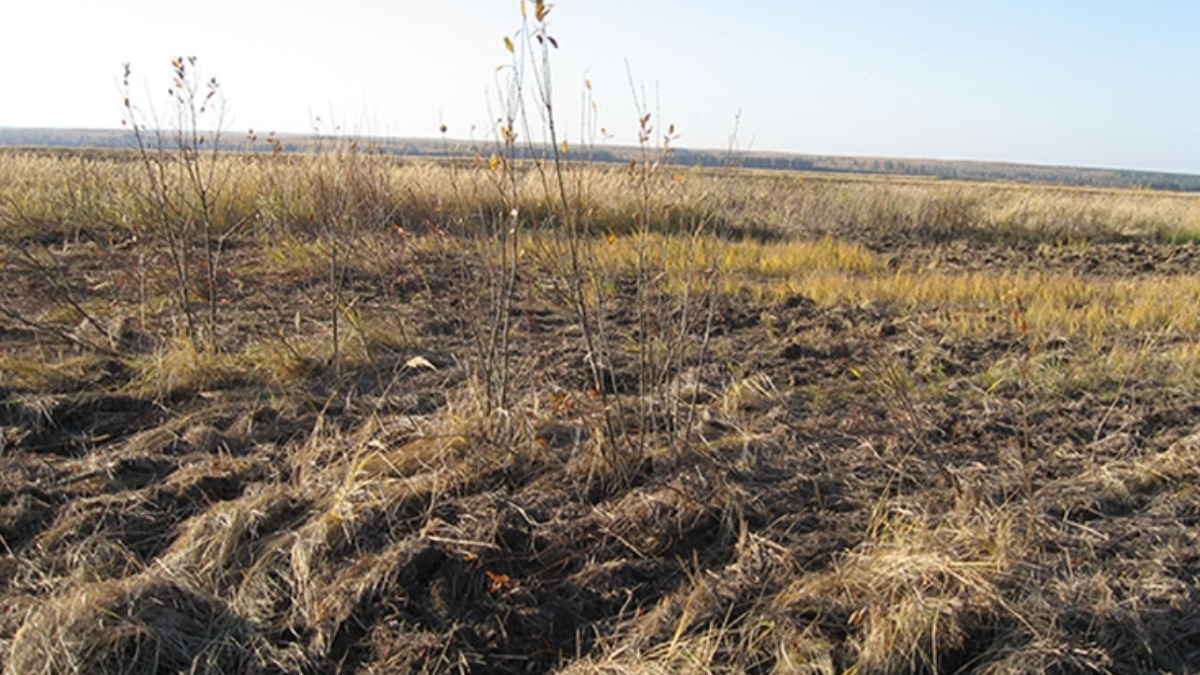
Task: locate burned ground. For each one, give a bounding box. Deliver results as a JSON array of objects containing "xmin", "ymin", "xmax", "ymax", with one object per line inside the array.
[{"xmin": 3, "ymin": 176, "xmax": 1200, "ymax": 674}]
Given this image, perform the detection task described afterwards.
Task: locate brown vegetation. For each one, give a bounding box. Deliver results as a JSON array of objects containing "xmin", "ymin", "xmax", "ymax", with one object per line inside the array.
[
  {"xmin": 2, "ymin": 142, "xmax": 1200, "ymax": 674},
  {"xmin": 4, "ymin": 6, "xmax": 1200, "ymax": 669}
]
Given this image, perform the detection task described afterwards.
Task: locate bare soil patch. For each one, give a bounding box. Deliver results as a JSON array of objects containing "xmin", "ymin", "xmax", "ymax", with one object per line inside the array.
[{"xmin": 3, "ymin": 226, "xmax": 1200, "ymax": 674}]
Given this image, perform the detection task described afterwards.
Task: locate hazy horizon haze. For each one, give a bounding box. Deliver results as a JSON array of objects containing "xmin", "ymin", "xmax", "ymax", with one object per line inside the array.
[{"xmin": 4, "ymin": 1, "xmax": 1199, "ymax": 173}]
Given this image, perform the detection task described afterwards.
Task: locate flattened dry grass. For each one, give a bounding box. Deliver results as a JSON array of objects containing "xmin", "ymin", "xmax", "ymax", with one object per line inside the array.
[
  {"xmin": 5, "ymin": 147, "xmax": 1200, "ymax": 674},
  {"xmin": 776, "ymin": 507, "xmax": 1019, "ymax": 674},
  {"xmin": 8, "ymin": 575, "xmax": 256, "ymax": 675}
]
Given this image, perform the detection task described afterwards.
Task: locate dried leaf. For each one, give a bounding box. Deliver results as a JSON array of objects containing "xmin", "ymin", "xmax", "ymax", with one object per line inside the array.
[
  {"xmin": 485, "ymin": 570, "xmax": 511, "ymax": 592},
  {"xmin": 405, "ymin": 356, "xmax": 438, "ymax": 371},
  {"xmin": 503, "ymin": 36, "xmax": 514, "ymax": 53}
]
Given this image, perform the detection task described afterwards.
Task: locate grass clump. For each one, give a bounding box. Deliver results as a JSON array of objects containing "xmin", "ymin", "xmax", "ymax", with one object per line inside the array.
[{"xmin": 8, "ymin": 576, "xmax": 255, "ymax": 675}]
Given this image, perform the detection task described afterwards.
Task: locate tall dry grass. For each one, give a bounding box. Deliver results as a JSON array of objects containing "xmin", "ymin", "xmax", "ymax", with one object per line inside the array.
[
  {"xmin": 8, "ymin": 151, "xmax": 1200, "ymax": 251},
  {"xmin": 6, "ymin": 147, "xmax": 1200, "ymax": 396}
]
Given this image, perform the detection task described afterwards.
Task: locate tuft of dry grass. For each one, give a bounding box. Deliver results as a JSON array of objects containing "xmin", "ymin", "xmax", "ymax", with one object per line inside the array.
[
  {"xmin": 775, "ymin": 507, "xmax": 1018, "ymax": 674},
  {"xmin": 7, "ymin": 575, "xmax": 255, "ymax": 675}
]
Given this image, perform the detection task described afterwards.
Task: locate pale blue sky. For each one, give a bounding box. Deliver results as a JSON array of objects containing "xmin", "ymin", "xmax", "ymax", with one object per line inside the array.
[{"xmin": 3, "ymin": 1, "xmax": 1199, "ymax": 173}]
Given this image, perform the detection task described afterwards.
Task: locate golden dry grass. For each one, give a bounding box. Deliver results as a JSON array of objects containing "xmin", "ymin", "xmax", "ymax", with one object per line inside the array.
[
  {"xmin": 4, "ymin": 147, "xmax": 1200, "ymax": 674},
  {"xmin": 6, "ymin": 148, "xmax": 1200, "ymax": 243}
]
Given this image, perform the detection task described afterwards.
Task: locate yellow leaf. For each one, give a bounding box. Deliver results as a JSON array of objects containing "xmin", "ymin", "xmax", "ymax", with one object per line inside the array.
[
  {"xmin": 489, "ymin": 154, "xmax": 501, "ymax": 171},
  {"xmin": 520, "ymin": 0, "xmax": 526, "ymax": 17},
  {"xmin": 404, "ymin": 356, "xmax": 438, "ymax": 371},
  {"xmin": 561, "ymin": 140, "xmax": 568, "ymax": 154},
  {"xmin": 503, "ymin": 36, "xmax": 514, "ymax": 53}
]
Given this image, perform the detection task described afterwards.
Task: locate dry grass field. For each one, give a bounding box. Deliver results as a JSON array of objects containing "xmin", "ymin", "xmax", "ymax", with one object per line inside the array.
[{"xmin": 3, "ymin": 143, "xmax": 1200, "ymax": 674}]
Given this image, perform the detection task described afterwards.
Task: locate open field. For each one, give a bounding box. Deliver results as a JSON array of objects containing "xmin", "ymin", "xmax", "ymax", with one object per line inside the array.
[
  {"xmin": 3, "ymin": 147, "xmax": 1200, "ymax": 673},
  {"xmin": 9, "ymin": 126, "xmax": 1200, "ymax": 192}
]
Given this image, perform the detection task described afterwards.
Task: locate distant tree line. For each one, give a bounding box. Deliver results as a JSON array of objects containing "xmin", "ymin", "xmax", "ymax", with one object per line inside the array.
[{"xmin": 3, "ymin": 126, "xmax": 1200, "ymax": 192}]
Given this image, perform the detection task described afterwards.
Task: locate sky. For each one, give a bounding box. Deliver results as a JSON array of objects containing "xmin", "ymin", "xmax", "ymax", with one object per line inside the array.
[{"xmin": 4, "ymin": 1, "xmax": 1200, "ymax": 174}]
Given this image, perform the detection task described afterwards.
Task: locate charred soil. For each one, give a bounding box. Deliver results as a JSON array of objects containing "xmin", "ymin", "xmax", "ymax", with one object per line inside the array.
[{"xmin": 3, "ymin": 222, "xmax": 1200, "ymax": 674}]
